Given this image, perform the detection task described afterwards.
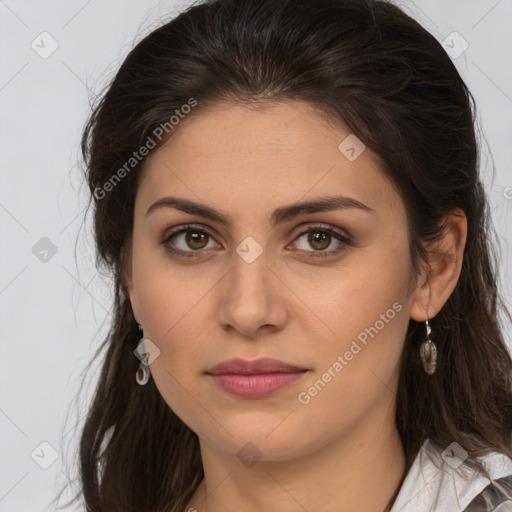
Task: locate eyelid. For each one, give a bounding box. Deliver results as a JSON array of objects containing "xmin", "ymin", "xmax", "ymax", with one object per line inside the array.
[
  {"xmin": 291, "ymin": 223, "xmax": 350, "ymax": 241},
  {"xmin": 287, "ymin": 223, "xmax": 352, "ymax": 258},
  {"xmin": 161, "ymin": 222, "xmax": 352, "ymax": 258},
  {"xmin": 162, "ymin": 223, "xmax": 221, "ymax": 248}
]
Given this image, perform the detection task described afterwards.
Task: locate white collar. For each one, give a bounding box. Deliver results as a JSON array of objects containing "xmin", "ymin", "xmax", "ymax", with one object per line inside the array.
[{"xmin": 391, "ymin": 438, "xmax": 512, "ymax": 512}]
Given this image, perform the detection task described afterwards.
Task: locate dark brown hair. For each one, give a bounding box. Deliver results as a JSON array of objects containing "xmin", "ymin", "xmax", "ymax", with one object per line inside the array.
[{"xmin": 59, "ymin": 0, "xmax": 512, "ymax": 510}]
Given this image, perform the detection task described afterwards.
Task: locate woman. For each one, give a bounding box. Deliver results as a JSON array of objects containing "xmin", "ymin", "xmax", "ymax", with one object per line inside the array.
[{"xmin": 69, "ymin": 0, "xmax": 512, "ymax": 510}]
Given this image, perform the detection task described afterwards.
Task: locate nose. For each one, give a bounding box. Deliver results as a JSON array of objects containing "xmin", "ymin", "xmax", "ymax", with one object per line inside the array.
[{"xmin": 216, "ymin": 249, "xmax": 288, "ymax": 339}]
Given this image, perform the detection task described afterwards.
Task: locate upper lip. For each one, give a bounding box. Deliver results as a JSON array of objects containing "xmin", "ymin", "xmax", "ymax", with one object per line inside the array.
[{"xmin": 207, "ymin": 357, "xmax": 308, "ymax": 375}]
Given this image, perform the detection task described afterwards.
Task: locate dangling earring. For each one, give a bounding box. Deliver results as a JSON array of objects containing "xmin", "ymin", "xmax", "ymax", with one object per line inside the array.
[
  {"xmin": 135, "ymin": 324, "xmax": 150, "ymax": 386},
  {"xmin": 420, "ymin": 319, "xmax": 437, "ymax": 375}
]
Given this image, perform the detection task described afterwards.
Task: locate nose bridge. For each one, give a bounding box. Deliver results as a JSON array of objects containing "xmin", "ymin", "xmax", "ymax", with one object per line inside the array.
[
  {"xmin": 217, "ymin": 238, "xmax": 283, "ymax": 334},
  {"xmin": 229, "ymin": 238, "xmax": 272, "ymax": 302}
]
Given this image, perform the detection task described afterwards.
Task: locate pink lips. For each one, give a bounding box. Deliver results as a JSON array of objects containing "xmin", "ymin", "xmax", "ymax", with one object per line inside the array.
[{"xmin": 206, "ymin": 357, "xmax": 308, "ymax": 398}]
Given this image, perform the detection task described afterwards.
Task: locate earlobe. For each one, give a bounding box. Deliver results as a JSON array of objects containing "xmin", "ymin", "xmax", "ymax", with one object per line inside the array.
[{"xmin": 410, "ymin": 208, "xmax": 467, "ymax": 321}]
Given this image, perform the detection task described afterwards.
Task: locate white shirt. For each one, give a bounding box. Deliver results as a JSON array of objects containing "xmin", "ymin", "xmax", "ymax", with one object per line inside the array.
[{"xmin": 391, "ymin": 437, "xmax": 512, "ymax": 512}]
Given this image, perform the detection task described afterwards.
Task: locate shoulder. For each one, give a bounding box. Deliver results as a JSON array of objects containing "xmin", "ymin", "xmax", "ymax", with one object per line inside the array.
[{"xmin": 391, "ymin": 437, "xmax": 512, "ymax": 512}]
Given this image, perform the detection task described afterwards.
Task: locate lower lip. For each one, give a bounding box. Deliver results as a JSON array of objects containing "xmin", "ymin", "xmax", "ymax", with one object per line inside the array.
[{"xmin": 208, "ymin": 371, "xmax": 307, "ymax": 398}]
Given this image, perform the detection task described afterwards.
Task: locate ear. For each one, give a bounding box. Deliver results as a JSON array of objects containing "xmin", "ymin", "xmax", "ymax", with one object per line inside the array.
[
  {"xmin": 121, "ymin": 237, "xmax": 142, "ymax": 325},
  {"xmin": 410, "ymin": 208, "xmax": 468, "ymax": 321}
]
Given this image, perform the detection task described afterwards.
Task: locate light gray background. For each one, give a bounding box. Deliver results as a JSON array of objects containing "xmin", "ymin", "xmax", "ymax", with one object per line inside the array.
[{"xmin": 1, "ymin": 1, "xmax": 511, "ymax": 510}]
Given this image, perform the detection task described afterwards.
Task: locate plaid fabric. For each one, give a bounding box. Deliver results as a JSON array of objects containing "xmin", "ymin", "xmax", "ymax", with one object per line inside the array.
[{"xmin": 463, "ymin": 475, "xmax": 512, "ymax": 511}]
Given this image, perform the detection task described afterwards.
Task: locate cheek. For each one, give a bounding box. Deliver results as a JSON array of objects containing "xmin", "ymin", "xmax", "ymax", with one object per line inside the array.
[
  {"xmin": 133, "ymin": 267, "xmax": 211, "ymax": 422},
  {"xmin": 135, "ymin": 273, "xmax": 209, "ymax": 349},
  {"xmin": 301, "ymin": 237, "xmax": 412, "ymax": 345},
  {"xmin": 132, "ymin": 254, "xmax": 221, "ymax": 397},
  {"xmin": 295, "ymin": 239, "xmax": 412, "ymax": 415},
  {"xmin": 132, "ymin": 233, "xmax": 208, "ymax": 335}
]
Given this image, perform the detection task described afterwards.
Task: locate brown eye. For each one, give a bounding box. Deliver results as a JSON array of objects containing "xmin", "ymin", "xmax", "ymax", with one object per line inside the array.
[
  {"xmin": 162, "ymin": 225, "xmax": 220, "ymax": 258},
  {"xmin": 290, "ymin": 225, "xmax": 352, "ymax": 259},
  {"xmin": 307, "ymin": 231, "xmax": 331, "ymax": 251},
  {"xmin": 161, "ymin": 223, "xmax": 352, "ymax": 260},
  {"xmin": 183, "ymin": 231, "xmax": 209, "ymax": 250}
]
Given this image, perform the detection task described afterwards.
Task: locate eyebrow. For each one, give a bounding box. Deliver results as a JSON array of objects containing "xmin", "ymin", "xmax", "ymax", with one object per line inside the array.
[{"xmin": 145, "ymin": 195, "xmax": 375, "ymax": 227}]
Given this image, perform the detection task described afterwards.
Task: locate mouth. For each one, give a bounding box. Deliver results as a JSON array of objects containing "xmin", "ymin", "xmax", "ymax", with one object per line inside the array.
[
  {"xmin": 206, "ymin": 357, "xmax": 308, "ymax": 375},
  {"xmin": 206, "ymin": 357, "xmax": 309, "ymax": 398}
]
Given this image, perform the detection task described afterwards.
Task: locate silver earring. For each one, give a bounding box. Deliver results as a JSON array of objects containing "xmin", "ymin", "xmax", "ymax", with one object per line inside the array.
[
  {"xmin": 420, "ymin": 319, "xmax": 437, "ymax": 375},
  {"xmin": 136, "ymin": 361, "xmax": 150, "ymax": 385},
  {"xmin": 135, "ymin": 324, "xmax": 150, "ymax": 386}
]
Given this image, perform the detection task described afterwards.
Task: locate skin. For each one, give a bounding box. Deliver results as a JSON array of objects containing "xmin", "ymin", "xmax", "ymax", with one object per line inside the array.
[{"xmin": 125, "ymin": 100, "xmax": 467, "ymax": 512}]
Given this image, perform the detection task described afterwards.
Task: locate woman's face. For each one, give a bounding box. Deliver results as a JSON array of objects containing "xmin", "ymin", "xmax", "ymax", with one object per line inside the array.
[{"xmin": 127, "ymin": 100, "xmax": 419, "ymax": 461}]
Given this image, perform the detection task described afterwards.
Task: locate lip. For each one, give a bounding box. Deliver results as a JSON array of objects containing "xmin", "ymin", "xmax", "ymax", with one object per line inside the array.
[
  {"xmin": 206, "ymin": 358, "xmax": 309, "ymax": 399},
  {"xmin": 207, "ymin": 357, "xmax": 307, "ymax": 375}
]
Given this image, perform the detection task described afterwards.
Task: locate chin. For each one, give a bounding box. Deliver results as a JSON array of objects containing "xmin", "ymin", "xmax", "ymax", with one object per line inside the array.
[{"xmin": 203, "ymin": 422, "xmax": 314, "ymax": 462}]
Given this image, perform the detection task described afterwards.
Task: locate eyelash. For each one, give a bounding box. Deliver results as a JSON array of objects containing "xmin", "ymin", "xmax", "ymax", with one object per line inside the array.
[{"xmin": 161, "ymin": 223, "xmax": 353, "ymax": 260}]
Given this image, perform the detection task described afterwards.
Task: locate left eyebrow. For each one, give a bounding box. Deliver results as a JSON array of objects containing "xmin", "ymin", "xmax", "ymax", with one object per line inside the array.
[{"xmin": 145, "ymin": 195, "xmax": 375, "ymax": 227}]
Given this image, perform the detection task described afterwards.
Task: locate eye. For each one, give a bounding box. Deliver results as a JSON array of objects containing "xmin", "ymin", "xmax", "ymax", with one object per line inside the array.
[
  {"xmin": 161, "ymin": 223, "xmax": 352, "ymax": 260},
  {"xmin": 161, "ymin": 224, "xmax": 220, "ymax": 258},
  {"xmin": 289, "ymin": 225, "xmax": 352, "ymax": 259}
]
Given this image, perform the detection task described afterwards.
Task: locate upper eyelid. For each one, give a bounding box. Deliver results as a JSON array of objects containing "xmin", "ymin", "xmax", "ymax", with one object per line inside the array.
[
  {"xmin": 163, "ymin": 222, "xmax": 350, "ymax": 246},
  {"xmin": 164, "ymin": 223, "xmax": 220, "ymax": 242}
]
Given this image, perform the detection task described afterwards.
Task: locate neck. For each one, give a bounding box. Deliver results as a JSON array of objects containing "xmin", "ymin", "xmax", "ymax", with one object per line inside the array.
[{"xmin": 185, "ymin": 400, "xmax": 406, "ymax": 512}]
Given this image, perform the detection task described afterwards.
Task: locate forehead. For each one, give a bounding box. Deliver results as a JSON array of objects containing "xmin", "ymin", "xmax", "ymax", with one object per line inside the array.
[
  {"xmin": 136, "ymin": 100, "xmax": 403, "ymax": 224},
  {"xmin": 152, "ymin": 99, "xmax": 356, "ymax": 157}
]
